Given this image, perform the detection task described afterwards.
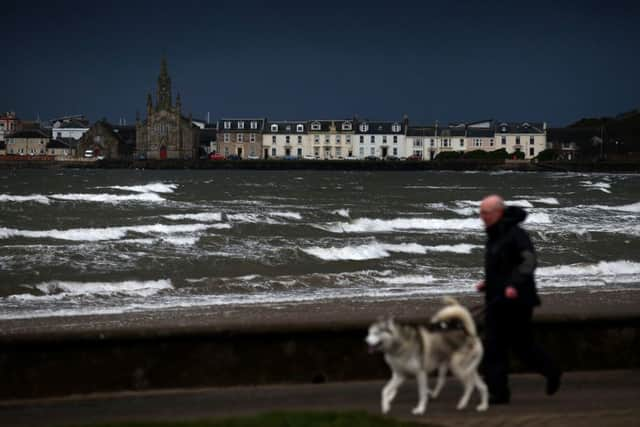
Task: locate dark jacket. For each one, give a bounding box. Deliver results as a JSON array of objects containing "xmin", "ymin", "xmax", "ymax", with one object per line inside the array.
[{"xmin": 484, "ymin": 206, "xmax": 541, "ymax": 307}]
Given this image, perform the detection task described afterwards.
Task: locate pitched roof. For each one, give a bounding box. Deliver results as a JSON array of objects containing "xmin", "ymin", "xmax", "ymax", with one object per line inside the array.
[
  {"xmin": 355, "ymin": 120, "xmax": 405, "ymax": 134},
  {"xmin": 47, "ymin": 139, "xmax": 71, "ymax": 149},
  {"xmin": 6, "ymin": 129, "xmax": 50, "ymax": 139},
  {"xmin": 217, "ymin": 119, "xmax": 265, "ymax": 131}
]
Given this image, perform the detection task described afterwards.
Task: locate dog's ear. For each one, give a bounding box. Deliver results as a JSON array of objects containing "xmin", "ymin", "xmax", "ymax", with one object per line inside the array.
[{"xmin": 386, "ymin": 316, "xmax": 398, "ymax": 333}]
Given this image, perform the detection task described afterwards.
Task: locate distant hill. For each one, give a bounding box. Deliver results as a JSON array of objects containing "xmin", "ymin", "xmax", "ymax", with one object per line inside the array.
[{"xmin": 568, "ymin": 109, "xmax": 640, "ymax": 153}]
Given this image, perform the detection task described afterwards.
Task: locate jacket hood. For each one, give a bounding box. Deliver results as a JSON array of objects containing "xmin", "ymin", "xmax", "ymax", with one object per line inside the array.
[{"xmin": 502, "ymin": 206, "xmax": 528, "ymax": 226}]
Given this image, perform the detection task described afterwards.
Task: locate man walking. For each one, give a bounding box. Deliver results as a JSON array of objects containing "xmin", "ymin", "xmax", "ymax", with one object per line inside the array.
[{"xmin": 477, "ymin": 194, "xmax": 561, "ymax": 404}]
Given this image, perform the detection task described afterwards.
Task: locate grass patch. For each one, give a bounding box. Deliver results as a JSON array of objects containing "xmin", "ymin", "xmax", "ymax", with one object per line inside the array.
[{"xmin": 62, "ymin": 411, "xmax": 440, "ymax": 427}]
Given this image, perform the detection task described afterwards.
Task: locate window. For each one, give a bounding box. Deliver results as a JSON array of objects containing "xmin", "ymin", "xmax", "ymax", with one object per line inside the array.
[
  {"xmin": 297, "ymin": 148, "xmax": 302, "ymax": 156},
  {"xmin": 382, "ymin": 136, "xmax": 387, "ymax": 144},
  {"xmin": 314, "ymin": 149, "xmax": 320, "ymax": 156},
  {"xmin": 460, "ymin": 138, "xmax": 464, "ymax": 148},
  {"xmin": 250, "ymin": 134, "xmax": 256, "ymax": 143},
  {"xmin": 359, "ymin": 147, "xmax": 364, "ymax": 155},
  {"xmin": 296, "ymin": 124, "xmax": 304, "ymax": 133},
  {"xmin": 224, "ymin": 134, "xmax": 230, "ymax": 142},
  {"xmin": 393, "ymin": 147, "xmax": 398, "ymax": 155},
  {"xmin": 370, "ymin": 135, "xmax": 375, "ymax": 143},
  {"xmin": 359, "ymin": 123, "xmax": 369, "ymax": 132},
  {"xmin": 285, "ymin": 125, "xmax": 291, "ymax": 132},
  {"xmin": 237, "ymin": 134, "xmax": 243, "ymax": 142},
  {"xmin": 272, "ymin": 148, "xmax": 277, "ymax": 156},
  {"xmin": 393, "ymin": 135, "xmax": 398, "ymax": 144},
  {"xmin": 224, "ymin": 121, "xmax": 231, "ymax": 129},
  {"xmin": 272, "ymin": 135, "xmax": 276, "ymax": 144},
  {"xmin": 224, "ymin": 147, "xmax": 229, "ymax": 155},
  {"xmin": 270, "ymin": 124, "xmax": 278, "ymax": 132},
  {"xmin": 346, "ymin": 135, "xmax": 351, "ymax": 143},
  {"xmin": 392, "ymin": 123, "xmax": 401, "ymax": 133},
  {"xmin": 529, "ymin": 147, "xmax": 535, "ymax": 156},
  {"xmin": 238, "ymin": 121, "xmax": 245, "ymax": 129},
  {"xmin": 414, "ymin": 139, "xmax": 422, "ymax": 147},
  {"xmin": 57, "ymin": 132, "xmax": 62, "ymax": 138},
  {"xmin": 490, "ymin": 139, "xmax": 494, "ymax": 146},
  {"xmin": 342, "ymin": 122, "xmax": 352, "ymax": 131},
  {"xmin": 359, "ymin": 135, "xmax": 364, "ymax": 144},
  {"xmin": 501, "ymin": 136, "xmax": 506, "ymax": 145},
  {"xmin": 530, "ymin": 136, "xmax": 535, "ymax": 145},
  {"xmin": 314, "ymin": 135, "xmax": 320, "ymax": 143},
  {"xmin": 370, "ymin": 147, "xmax": 375, "ymax": 155},
  {"xmin": 250, "ymin": 121, "xmax": 258, "ymax": 129},
  {"xmin": 285, "ymin": 135, "xmax": 290, "ymax": 144},
  {"xmin": 516, "ymin": 136, "xmax": 521, "ymax": 145},
  {"xmin": 443, "ymin": 138, "xmax": 449, "ymax": 147},
  {"xmin": 325, "ymin": 135, "xmax": 330, "ymax": 143},
  {"xmin": 297, "ymin": 135, "xmax": 302, "ymax": 144},
  {"xmin": 311, "ymin": 122, "xmax": 321, "ymax": 131},
  {"xmin": 336, "ymin": 135, "xmax": 341, "ymax": 144},
  {"xmin": 475, "ymin": 139, "xmax": 482, "ymax": 147},
  {"xmin": 430, "ymin": 139, "xmax": 435, "ymax": 147},
  {"xmin": 336, "ymin": 147, "xmax": 342, "ymax": 156}
]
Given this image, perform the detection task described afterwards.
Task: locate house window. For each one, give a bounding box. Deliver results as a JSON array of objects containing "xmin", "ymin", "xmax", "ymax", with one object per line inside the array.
[
  {"xmin": 516, "ymin": 136, "xmax": 521, "ymax": 145},
  {"xmin": 297, "ymin": 148, "xmax": 302, "ymax": 156},
  {"xmin": 285, "ymin": 125, "xmax": 291, "ymax": 132},
  {"xmin": 238, "ymin": 134, "xmax": 243, "ymax": 142},
  {"xmin": 272, "ymin": 148, "xmax": 276, "ymax": 156},
  {"xmin": 270, "ymin": 124, "xmax": 278, "ymax": 132},
  {"xmin": 393, "ymin": 147, "xmax": 398, "ymax": 155},
  {"xmin": 342, "ymin": 122, "xmax": 352, "ymax": 131},
  {"xmin": 296, "ymin": 124, "xmax": 304, "ymax": 132},
  {"xmin": 224, "ymin": 121, "xmax": 231, "ymax": 129},
  {"xmin": 443, "ymin": 139, "xmax": 449, "ymax": 147},
  {"xmin": 250, "ymin": 121, "xmax": 258, "ymax": 129},
  {"xmin": 346, "ymin": 135, "xmax": 351, "ymax": 143},
  {"xmin": 297, "ymin": 135, "xmax": 302, "ymax": 144},
  {"xmin": 314, "ymin": 135, "xmax": 320, "ymax": 143},
  {"xmin": 475, "ymin": 139, "xmax": 482, "ymax": 147},
  {"xmin": 224, "ymin": 134, "xmax": 230, "ymax": 142},
  {"xmin": 370, "ymin": 147, "xmax": 375, "ymax": 155},
  {"xmin": 314, "ymin": 149, "xmax": 320, "ymax": 156},
  {"xmin": 285, "ymin": 135, "xmax": 290, "ymax": 144},
  {"xmin": 325, "ymin": 135, "xmax": 330, "ymax": 143},
  {"xmin": 238, "ymin": 121, "xmax": 245, "ymax": 129},
  {"xmin": 490, "ymin": 139, "xmax": 494, "ymax": 146},
  {"xmin": 382, "ymin": 136, "xmax": 387, "ymax": 143},
  {"xmin": 224, "ymin": 147, "xmax": 229, "ymax": 155},
  {"xmin": 336, "ymin": 147, "xmax": 342, "ymax": 156},
  {"xmin": 311, "ymin": 122, "xmax": 321, "ymax": 131},
  {"xmin": 250, "ymin": 133, "xmax": 256, "ymax": 143},
  {"xmin": 57, "ymin": 132, "xmax": 62, "ymax": 138},
  {"xmin": 359, "ymin": 135, "xmax": 364, "ymax": 144},
  {"xmin": 530, "ymin": 136, "xmax": 535, "ymax": 145},
  {"xmin": 393, "ymin": 135, "xmax": 398, "ymax": 144},
  {"xmin": 414, "ymin": 139, "xmax": 422, "ymax": 147},
  {"xmin": 529, "ymin": 147, "xmax": 535, "ymax": 156},
  {"xmin": 336, "ymin": 135, "xmax": 341, "ymax": 144},
  {"xmin": 501, "ymin": 136, "xmax": 506, "ymax": 145},
  {"xmin": 370, "ymin": 135, "xmax": 375, "ymax": 143},
  {"xmin": 272, "ymin": 135, "xmax": 276, "ymax": 144},
  {"xmin": 460, "ymin": 139, "xmax": 464, "ymax": 147},
  {"xmin": 392, "ymin": 123, "xmax": 401, "ymax": 133},
  {"xmin": 359, "ymin": 123, "xmax": 369, "ymax": 132},
  {"xmin": 359, "ymin": 147, "xmax": 364, "ymax": 156}
]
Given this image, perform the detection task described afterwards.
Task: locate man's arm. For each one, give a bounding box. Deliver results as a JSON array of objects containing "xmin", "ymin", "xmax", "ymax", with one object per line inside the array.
[{"xmin": 508, "ymin": 228, "xmax": 537, "ymax": 293}]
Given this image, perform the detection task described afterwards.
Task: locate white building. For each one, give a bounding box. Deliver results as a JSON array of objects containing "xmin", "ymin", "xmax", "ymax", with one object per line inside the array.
[
  {"xmin": 263, "ymin": 121, "xmax": 309, "ymax": 159},
  {"xmin": 494, "ymin": 121, "xmax": 547, "ymax": 159},
  {"xmin": 51, "ymin": 118, "xmax": 89, "ymax": 140},
  {"xmin": 308, "ymin": 119, "xmax": 355, "ymax": 159},
  {"xmin": 354, "ymin": 118, "xmax": 408, "ymax": 159}
]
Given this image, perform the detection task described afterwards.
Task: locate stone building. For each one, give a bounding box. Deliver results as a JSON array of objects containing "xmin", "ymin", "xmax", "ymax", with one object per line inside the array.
[
  {"xmin": 216, "ymin": 118, "xmax": 265, "ymax": 159},
  {"xmin": 77, "ymin": 120, "xmax": 133, "ymax": 159},
  {"xmin": 136, "ymin": 59, "xmax": 198, "ymax": 160},
  {"xmin": 4, "ymin": 128, "xmax": 50, "ymax": 156}
]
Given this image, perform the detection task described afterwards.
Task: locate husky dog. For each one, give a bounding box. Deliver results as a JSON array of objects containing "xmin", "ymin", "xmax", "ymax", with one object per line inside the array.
[{"xmin": 366, "ymin": 297, "xmax": 488, "ymax": 415}]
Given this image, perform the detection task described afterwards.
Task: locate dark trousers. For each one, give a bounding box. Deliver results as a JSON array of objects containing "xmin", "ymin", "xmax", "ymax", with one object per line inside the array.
[{"xmin": 482, "ymin": 303, "xmax": 559, "ymax": 398}]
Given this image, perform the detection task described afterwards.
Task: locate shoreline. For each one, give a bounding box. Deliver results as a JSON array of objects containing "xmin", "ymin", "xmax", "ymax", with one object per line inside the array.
[
  {"xmin": 1, "ymin": 159, "xmax": 639, "ymax": 173},
  {"xmin": 1, "ymin": 290, "xmax": 639, "ymax": 342}
]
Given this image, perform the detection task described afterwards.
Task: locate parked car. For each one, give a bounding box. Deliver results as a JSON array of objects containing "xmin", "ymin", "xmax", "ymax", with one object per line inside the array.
[
  {"xmin": 407, "ymin": 154, "xmax": 423, "ymax": 161},
  {"xmin": 226, "ymin": 154, "xmax": 241, "ymax": 160},
  {"xmin": 83, "ymin": 149, "xmax": 94, "ymax": 158},
  {"xmin": 385, "ymin": 155, "xmax": 399, "ymax": 161},
  {"xmin": 364, "ymin": 155, "xmax": 379, "ymax": 161},
  {"xmin": 344, "ymin": 156, "xmax": 358, "ymax": 160},
  {"xmin": 302, "ymin": 154, "xmax": 316, "ymax": 160},
  {"xmin": 247, "ymin": 154, "xmax": 260, "ymax": 160},
  {"xmin": 283, "ymin": 155, "xmax": 299, "ymax": 160},
  {"xmin": 209, "ymin": 152, "xmax": 225, "ymax": 160}
]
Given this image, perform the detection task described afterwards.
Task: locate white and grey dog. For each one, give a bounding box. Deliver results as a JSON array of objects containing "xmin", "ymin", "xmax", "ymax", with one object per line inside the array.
[{"xmin": 366, "ymin": 297, "xmax": 488, "ymax": 415}]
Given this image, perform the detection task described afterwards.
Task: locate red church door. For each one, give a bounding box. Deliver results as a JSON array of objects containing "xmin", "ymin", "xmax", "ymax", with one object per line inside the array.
[{"xmin": 160, "ymin": 146, "xmax": 167, "ymax": 160}]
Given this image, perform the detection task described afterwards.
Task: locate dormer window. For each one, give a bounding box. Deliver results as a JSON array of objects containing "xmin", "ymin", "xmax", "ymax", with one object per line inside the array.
[
  {"xmin": 270, "ymin": 124, "xmax": 278, "ymax": 132},
  {"xmin": 501, "ymin": 126, "xmax": 507, "ymax": 133},
  {"xmin": 295, "ymin": 124, "xmax": 303, "ymax": 133},
  {"xmin": 311, "ymin": 121, "xmax": 321, "ymax": 131},
  {"xmin": 285, "ymin": 125, "xmax": 291, "ymax": 132},
  {"xmin": 250, "ymin": 121, "xmax": 258, "ymax": 129},
  {"xmin": 523, "ymin": 122, "xmax": 530, "ymax": 128},
  {"xmin": 238, "ymin": 121, "xmax": 245, "ymax": 129},
  {"xmin": 342, "ymin": 122, "xmax": 352, "ymax": 131},
  {"xmin": 392, "ymin": 123, "xmax": 401, "ymax": 133},
  {"xmin": 224, "ymin": 121, "xmax": 231, "ymax": 129},
  {"xmin": 359, "ymin": 123, "xmax": 369, "ymax": 132}
]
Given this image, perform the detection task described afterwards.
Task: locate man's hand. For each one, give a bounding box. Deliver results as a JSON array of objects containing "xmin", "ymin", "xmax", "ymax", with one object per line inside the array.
[
  {"xmin": 476, "ymin": 280, "xmax": 486, "ymax": 292},
  {"xmin": 505, "ymin": 286, "xmax": 518, "ymax": 299}
]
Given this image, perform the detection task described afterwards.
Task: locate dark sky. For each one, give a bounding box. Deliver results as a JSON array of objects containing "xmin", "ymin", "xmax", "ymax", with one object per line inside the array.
[{"xmin": 3, "ymin": 0, "xmax": 639, "ymax": 126}]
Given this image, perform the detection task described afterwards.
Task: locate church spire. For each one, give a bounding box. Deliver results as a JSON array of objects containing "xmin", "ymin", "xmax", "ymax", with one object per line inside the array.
[{"xmin": 157, "ymin": 56, "xmax": 172, "ymax": 111}]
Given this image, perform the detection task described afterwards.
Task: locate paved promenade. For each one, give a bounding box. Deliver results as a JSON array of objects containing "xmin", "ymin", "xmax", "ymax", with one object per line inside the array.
[{"xmin": 1, "ymin": 370, "xmax": 638, "ymax": 427}]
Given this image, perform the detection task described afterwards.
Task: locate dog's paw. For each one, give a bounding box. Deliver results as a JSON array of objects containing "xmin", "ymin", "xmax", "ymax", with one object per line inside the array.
[
  {"xmin": 381, "ymin": 403, "xmax": 390, "ymax": 414},
  {"xmin": 456, "ymin": 402, "xmax": 468, "ymax": 411},
  {"xmin": 411, "ymin": 405, "xmax": 425, "ymax": 415},
  {"xmin": 476, "ymin": 403, "xmax": 488, "ymax": 412},
  {"xmin": 428, "ymin": 391, "xmax": 440, "ymax": 399}
]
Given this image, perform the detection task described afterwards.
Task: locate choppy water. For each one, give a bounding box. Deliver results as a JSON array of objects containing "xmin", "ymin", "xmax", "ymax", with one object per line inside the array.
[{"xmin": 1, "ymin": 169, "xmax": 639, "ymax": 319}]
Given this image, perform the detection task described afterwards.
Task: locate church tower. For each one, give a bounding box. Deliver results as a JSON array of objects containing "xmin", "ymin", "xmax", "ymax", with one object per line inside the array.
[{"xmin": 156, "ymin": 57, "xmax": 173, "ymax": 111}]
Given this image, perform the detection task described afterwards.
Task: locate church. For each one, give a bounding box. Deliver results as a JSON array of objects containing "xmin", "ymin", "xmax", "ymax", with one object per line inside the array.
[{"xmin": 136, "ymin": 58, "xmax": 198, "ymax": 160}]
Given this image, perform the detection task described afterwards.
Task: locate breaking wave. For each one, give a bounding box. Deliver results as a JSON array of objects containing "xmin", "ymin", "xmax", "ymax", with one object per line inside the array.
[
  {"xmin": 0, "ymin": 194, "xmax": 50, "ymax": 204},
  {"xmin": 99, "ymin": 183, "xmax": 178, "ymax": 193},
  {"xmin": 377, "ymin": 275, "xmax": 436, "ymax": 285},
  {"xmin": 590, "ymin": 202, "xmax": 640, "ymax": 214},
  {"xmin": 580, "ymin": 181, "xmax": 612, "ymax": 193},
  {"xmin": 162, "ymin": 212, "xmax": 222, "ymax": 222},
  {"xmin": 49, "ymin": 193, "xmax": 165, "ymax": 203},
  {"xmin": 268, "ymin": 211, "xmax": 302, "ymax": 220},
  {"xmin": 537, "ymin": 260, "xmax": 640, "ymax": 278},
  {"xmin": 302, "ymin": 242, "xmax": 481, "ymax": 260},
  {"xmin": 9, "ymin": 279, "xmax": 173, "ymax": 301}
]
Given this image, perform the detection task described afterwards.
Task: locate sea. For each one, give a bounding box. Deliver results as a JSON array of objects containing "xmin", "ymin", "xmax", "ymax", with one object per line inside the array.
[{"xmin": 1, "ymin": 169, "xmax": 639, "ymax": 320}]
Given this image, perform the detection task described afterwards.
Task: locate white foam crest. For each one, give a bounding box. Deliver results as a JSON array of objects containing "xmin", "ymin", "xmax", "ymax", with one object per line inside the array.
[
  {"xmin": 532, "ymin": 198, "xmax": 560, "ymax": 205},
  {"xmin": 331, "ymin": 208, "xmax": 351, "ymax": 218},
  {"xmin": 12, "ymin": 279, "xmax": 174, "ymax": 300},
  {"xmin": 158, "ymin": 235, "xmax": 200, "ymax": 246},
  {"xmin": 378, "ymin": 275, "xmax": 436, "ymax": 285},
  {"xmin": 590, "ymin": 202, "xmax": 640, "ymax": 213},
  {"xmin": 100, "ymin": 183, "xmax": 178, "ymax": 193},
  {"xmin": 268, "ymin": 211, "xmax": 302, "ymax": 220},
  {"xmin": 50, "ymin": 193, "xmax": 165, "ymax": 203},
  {"xmin": 0, "ymin": 194, "xmax": 50, "ymax": 204},
  {"xmin": 302, "ymin": 241, "xmax": 480, "ymax": 260},
  {"xmin": 162, "ymin": 212, "xmax": 222, "ymax": 222},
  {"xmin": 0, "ymin": 223, "xmax": 227, "ymax": 242},
  {"xmin": 425, "ymin": 243, "xmax": 483, "ymax": 254},
  {"xmin": 456, "ymin": 200, "xmax": 534, "ymax": 208},
  {"xmin": 580, "ymin": 181, "xmax": 612, "ymax": 193},
  {"xmin": 319, "ymin": 217, "xmax": 483, "ymax": 233},
  {"xmin": 537, "ymin": 260, "xmax": 640, "ymax": 278},
  {"xmin": 227, "ymin": 213, "xmax": 282, "ymax": 224}
]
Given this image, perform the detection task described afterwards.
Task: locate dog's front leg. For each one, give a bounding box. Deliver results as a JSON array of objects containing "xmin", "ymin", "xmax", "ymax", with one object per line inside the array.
[
  {"xmin": 430, "ymin": 364, "xmax": 447, "ymax": 399},
  {"xmin": 381, "ymin": 372, "xmax": 404, "ymax": 414},
  {"xmin": 412, "ymin": 370, "xmax": 429, "ymax": 415}
]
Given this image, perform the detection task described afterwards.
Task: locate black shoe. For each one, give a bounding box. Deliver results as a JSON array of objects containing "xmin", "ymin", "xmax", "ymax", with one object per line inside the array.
[
  {"xmin": 546, "ymin": 371, "xmax": 562, "ymax": 396},
  {"xmin": 489, "ymin": 394, "xmax": 511, "ymax": 405}
]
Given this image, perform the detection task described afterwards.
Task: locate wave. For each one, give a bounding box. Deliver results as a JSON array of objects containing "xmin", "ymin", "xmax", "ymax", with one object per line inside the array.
[
  {"xmin": 537, "ymin": 260, "xmax": 640, "ymax": 278},
  {"xmin": 590, "ymin": 202, "xmax": 640, "ymax": 214},
  {"xmin": 331, "ymin": 208, "xmax": 351, "ymax": 218},
  {"xmin": 302, "ymin": 241, "xmax": 481, "ymax": 260},
  {"xmin": 580, "ymin": 181, "xmax": 612, "ymax": 194},
  {"xmin": 268, "ymin": 211, "xmax": 302, "ymax": 220},
  {"xmin": 162, "ymin": 212, "xmax": 222, "ymax": 222},
  {"xmin": 99, "ymin": 183, "xmax": 178, "ymax": 194},
  {"xmin": 49, "ymin": 193, "xmax": 165, "ymax": 203},
  {"xmin": 456, "ymin": 200, "xmax": 534, "ymax": 208},
  {"xmin": 0, "ymin": 223, "xmax": 228, "ymax": 242},
  {"xmin": 0, "ymin": 194, "xmax": 50, "ymax": 204},
  {"xmin": 532, "ymin": 197, "xmax": 560, "ymax": 205},
  {"xmin": 377, "ymin": 275, "xmax": 435, "ymax": 285},
  {"xmin": 227, "ymin": 213, "xmax": 283, "ymax": 224},
  {"xmin": 10, "ymin": 279, "xmax": 173, "ymax": 301}
]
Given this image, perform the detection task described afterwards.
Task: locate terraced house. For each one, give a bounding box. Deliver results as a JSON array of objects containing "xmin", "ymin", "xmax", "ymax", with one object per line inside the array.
[
  {"xmin": 308, "ymin": 119, "xmax": 355, "ymax": 159},
  {"xmin": 262, "ymin": 120, "xmax": 308, "ymax": 159},
  {"xmin": 355, "ymin": 118, "xmax": 408, "ymax": 159},
  {"xmin": 216, "ymin": 118, "xmax": 265, "ymax": 158}
]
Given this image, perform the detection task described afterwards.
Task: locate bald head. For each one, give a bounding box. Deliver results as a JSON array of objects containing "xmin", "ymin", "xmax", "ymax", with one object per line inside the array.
[{"xmin": 480, "ymin": 195, "xmax": 505, "ymax": 228}]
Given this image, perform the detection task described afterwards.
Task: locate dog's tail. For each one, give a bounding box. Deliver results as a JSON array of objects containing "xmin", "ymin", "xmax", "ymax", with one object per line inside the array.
[{"xmin": 432, "ymin": 297, "xmax": 477, "ymax": 337}]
